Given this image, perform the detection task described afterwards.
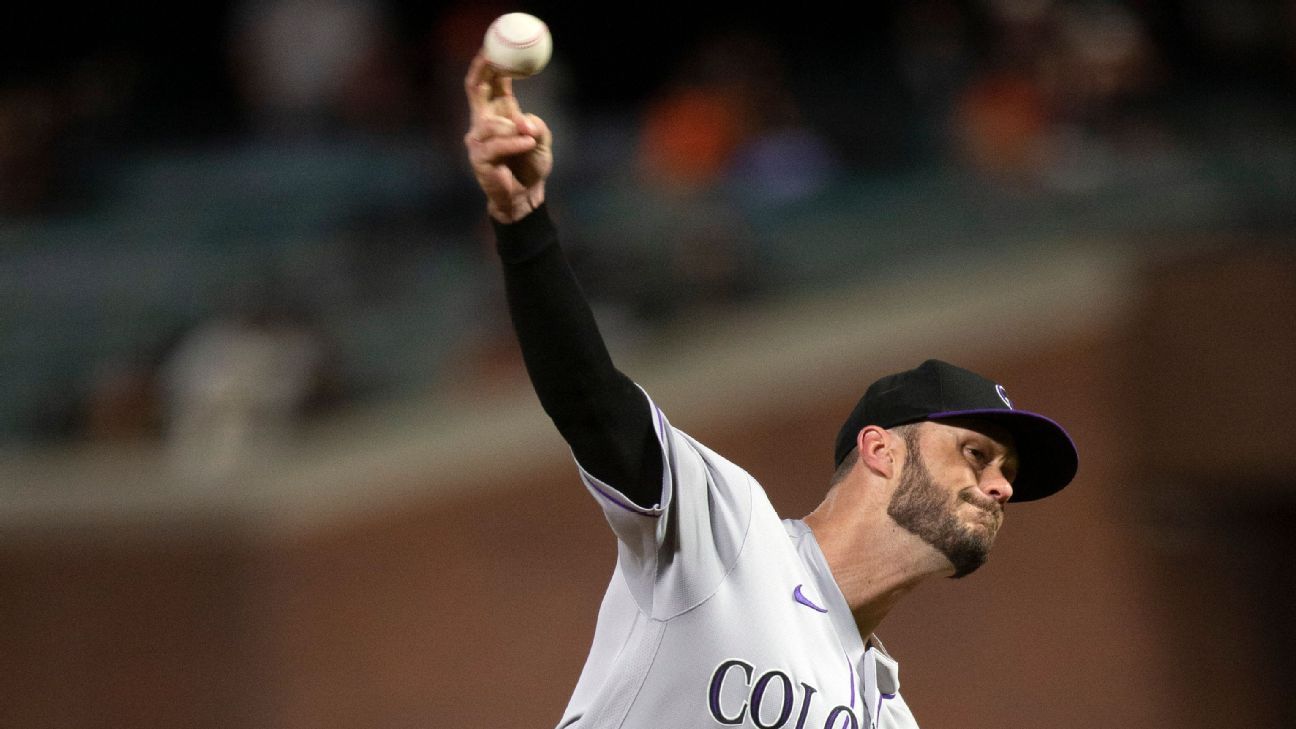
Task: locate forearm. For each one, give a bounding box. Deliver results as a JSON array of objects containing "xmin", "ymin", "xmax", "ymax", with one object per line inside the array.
[{"xmin": 493, "ymin": 205, "xmax": 663, "ymax": 507}]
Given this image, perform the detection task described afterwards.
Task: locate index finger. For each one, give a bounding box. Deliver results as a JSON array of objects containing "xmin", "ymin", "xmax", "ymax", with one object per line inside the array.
[
  {"xmin": 491, "ymin": 74, "xmax": 526, "ymax": 123},
  {"xmin": 464, "ymin": 52, "xmax": 495, "ymax": 114}
]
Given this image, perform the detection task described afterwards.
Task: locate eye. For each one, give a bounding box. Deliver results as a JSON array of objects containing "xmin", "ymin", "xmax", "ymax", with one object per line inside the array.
[{"xmin": 965, "ymin": 447, "xmax": 986, "ymax": 467}]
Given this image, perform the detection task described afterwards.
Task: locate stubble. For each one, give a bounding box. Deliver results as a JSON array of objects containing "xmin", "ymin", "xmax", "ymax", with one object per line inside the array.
[{"xmin": 886, "ymin": 435, "xmax": 1000, "ymax": 578}]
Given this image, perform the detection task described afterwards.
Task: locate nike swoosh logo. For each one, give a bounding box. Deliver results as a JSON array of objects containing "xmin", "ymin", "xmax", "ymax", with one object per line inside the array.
[{"xmin": 793, "ymin": 584, "xmax": 828, "ymax": 613}]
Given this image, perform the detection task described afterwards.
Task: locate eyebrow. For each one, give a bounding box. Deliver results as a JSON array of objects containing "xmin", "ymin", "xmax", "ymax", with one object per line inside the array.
[{"xmin": 942, "ymin": 422, "xmax": 1018, "ymax": 468}]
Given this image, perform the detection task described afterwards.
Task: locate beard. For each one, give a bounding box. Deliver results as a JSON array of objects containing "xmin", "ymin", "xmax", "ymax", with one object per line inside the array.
[{"xmin": 886, "ymin": 446, "xmax": 1001, "ymax": 578}]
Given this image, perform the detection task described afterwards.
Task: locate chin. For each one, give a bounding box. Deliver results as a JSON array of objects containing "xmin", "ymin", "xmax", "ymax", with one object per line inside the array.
[
  {"xmin": 946, "ymin": 550, "xmax": 989, "ymax": 579},
  {"xmin": 945, "ymin": 523, "xmax": 994, "ymax": 579}
]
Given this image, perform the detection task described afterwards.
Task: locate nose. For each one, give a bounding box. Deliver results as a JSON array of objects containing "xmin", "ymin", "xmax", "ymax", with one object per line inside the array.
[{"xmin": 980, "ymin": 467, "xmax": 1014, "ymax": 504}]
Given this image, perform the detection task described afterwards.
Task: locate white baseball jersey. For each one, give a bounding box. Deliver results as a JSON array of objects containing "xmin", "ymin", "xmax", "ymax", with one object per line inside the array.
[{"xmin": 555, "ymin": 390, "xmax": 920, "ymax": 729}]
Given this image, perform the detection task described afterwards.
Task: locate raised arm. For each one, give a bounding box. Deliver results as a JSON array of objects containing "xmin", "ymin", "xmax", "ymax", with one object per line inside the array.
[{"xmin": 463, "ymin": 54, "xmax": 663, "ymax": 508}]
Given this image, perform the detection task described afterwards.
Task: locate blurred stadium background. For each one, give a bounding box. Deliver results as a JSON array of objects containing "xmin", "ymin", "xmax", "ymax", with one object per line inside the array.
[{"xmin": 1, "ymin": 1, "xmax": 1293, "ymax": 727}]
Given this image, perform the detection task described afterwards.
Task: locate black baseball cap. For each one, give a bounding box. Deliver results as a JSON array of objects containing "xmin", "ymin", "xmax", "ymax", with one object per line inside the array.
[{"xmin": 834, "ymin": 359, "xmax": 1078, "ymax": 501}]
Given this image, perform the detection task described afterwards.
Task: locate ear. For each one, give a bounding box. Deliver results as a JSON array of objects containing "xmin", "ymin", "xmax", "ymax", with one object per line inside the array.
[{"xmin": 857, "ymin": 425, "xmax": 898, "ymax": 479}]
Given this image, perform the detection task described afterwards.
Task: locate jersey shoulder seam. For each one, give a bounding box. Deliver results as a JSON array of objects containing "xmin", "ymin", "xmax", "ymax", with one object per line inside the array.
[{"xmin": 654, "ymin": 471, "xmax": 758, "ymax": 621}]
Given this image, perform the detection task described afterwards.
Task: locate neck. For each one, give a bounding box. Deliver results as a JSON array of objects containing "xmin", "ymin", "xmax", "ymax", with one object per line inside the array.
[{"xmin": 802, "ymin": 484, "xmax": 951, "ymax": 639}]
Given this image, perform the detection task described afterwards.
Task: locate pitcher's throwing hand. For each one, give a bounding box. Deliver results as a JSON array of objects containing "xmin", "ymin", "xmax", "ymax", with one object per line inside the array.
[{"xmin": 463, "ymin": 52, "xmax": 552, "ymax": 223}]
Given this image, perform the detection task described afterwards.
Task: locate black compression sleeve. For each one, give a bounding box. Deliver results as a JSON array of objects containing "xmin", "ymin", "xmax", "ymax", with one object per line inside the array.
[{"xmin": 492, "ymin": 205, "xmax": 664, "ymax": 508}]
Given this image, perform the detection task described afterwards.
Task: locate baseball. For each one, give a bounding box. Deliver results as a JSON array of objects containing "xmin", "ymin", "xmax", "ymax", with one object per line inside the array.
[{"xmin": 482, "ymin": 13, "xmax": 553, "ymax": 78}]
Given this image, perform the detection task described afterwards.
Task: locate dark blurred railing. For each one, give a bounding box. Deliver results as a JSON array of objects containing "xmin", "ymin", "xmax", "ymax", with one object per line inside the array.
[{"xmin": 1, "ymin": 123, "xmax": 1292, "ymax": 446}]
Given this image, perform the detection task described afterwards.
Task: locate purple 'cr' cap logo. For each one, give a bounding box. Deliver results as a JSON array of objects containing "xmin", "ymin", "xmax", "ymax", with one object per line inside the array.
[{"xmin": 995, "ymin": 384, "xmax": 1012, "ymax": 408}]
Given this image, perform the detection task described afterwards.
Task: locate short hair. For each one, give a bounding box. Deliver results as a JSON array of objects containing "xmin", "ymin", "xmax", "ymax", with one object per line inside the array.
[
  {"xmin": 892, "ymin": 422, "xmax": 922, "ymax": 459},
  {"xmin": 829, "ymin": 422, "xmax": 923, "ymax": 486},
  {"xmin": 830, "ymin": 447, "xmax": 858, "ymax": 486}
]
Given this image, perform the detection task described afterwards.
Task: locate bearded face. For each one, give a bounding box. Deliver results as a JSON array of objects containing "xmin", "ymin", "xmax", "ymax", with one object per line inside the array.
[{"xmin": 886, "ymin": 429, "xmax": 1003, "ymax": 578}]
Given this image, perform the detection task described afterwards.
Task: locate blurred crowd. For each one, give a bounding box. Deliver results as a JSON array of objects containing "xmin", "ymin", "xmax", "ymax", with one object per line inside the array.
[{"xmin": 1, "ymin": 0, "xmax": 1293, "ymax": 473}]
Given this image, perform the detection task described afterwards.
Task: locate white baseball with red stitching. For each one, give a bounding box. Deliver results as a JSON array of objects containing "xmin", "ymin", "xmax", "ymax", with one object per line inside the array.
[{"xmin": 482, "ymin": 13, "xmax": 552, "ymax": 77}]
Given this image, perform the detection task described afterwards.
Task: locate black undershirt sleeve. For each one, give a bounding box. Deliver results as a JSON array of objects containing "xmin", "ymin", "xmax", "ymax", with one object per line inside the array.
[{"xmin": 491, "ymin": 204, "xmax": 664, "ymax": 509}]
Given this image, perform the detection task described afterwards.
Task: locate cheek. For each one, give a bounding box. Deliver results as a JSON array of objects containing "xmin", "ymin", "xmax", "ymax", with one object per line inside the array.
[{"xmin": 930, "ymin": 457, "xmax": 976, "ymax": 489}]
